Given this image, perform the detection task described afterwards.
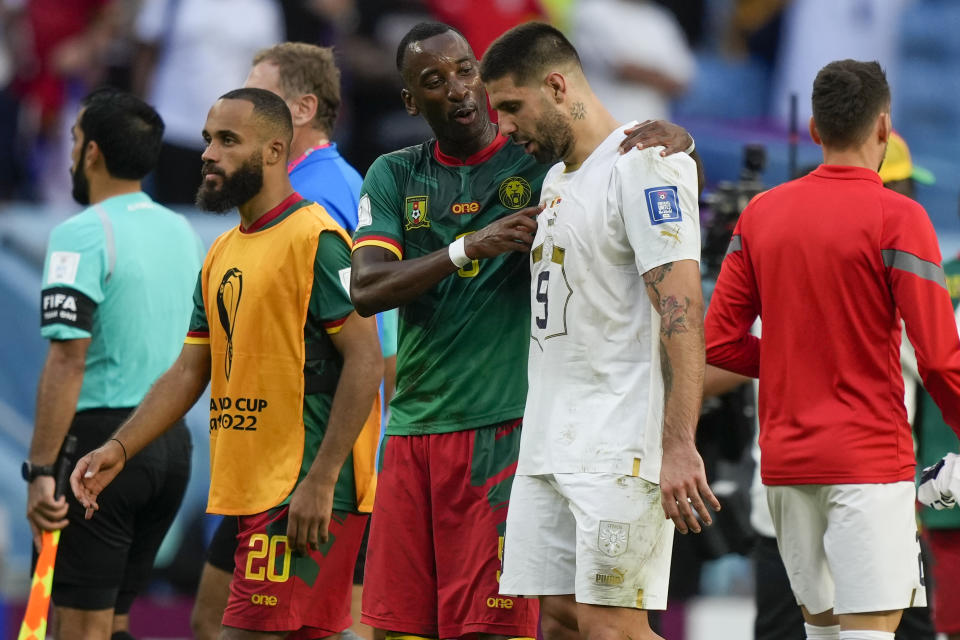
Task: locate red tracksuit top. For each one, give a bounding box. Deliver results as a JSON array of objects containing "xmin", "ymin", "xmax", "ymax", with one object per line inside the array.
[{"xmin": 705, "ymin": 165, "xmax": 960, "ymax": 485}]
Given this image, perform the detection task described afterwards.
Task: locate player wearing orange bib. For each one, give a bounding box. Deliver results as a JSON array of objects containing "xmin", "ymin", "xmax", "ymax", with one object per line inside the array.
[{"xmin": 71, "ymin": 88, "xmax": 383, "ymax": 639}]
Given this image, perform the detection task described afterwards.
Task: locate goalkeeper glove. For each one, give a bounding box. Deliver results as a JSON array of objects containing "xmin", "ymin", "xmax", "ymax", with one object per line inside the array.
[{"xmin": 918, "ymin": 453, "xmax": 960, "ymax": 510}]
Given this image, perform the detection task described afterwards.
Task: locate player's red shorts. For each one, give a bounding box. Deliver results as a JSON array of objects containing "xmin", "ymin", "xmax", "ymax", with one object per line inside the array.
[
  {"xmin": 222, "ymin": 505, "xmax": 368, "ymax": 638},
  {"xmin": 925, "ymin": 528, "xmax": 960, "ymax": 634},
  {"xmin": 362, "ymin": 420, "xmax": 539, "ymax": 638}
]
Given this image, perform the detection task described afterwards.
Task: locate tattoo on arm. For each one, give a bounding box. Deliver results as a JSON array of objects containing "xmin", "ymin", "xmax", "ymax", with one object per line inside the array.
[
  {"xmin": 659, "ymin": 339, "xmax": 673, "ymax": 401},
  {"xmin": 571, "ymin": 102, "xmax": 586, "ymax": 120},
  {"xmin": 644, "ymin": 262, "xmax": 692, "ymax": 404},
  {"xmin": 643, "ymin": 263, "xmax": 690, "ymax": 338}
]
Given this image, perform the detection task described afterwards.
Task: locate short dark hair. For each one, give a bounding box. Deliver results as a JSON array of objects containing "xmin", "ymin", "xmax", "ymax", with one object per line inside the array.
[
  {"xmin": 480, "ymin": 22, "xmax": 581, "ymax": 86},
  {"xmin": 219, "ymin": 87, "xmax": 294, "ymax": 146},
  {"xmin": 395, "ymin": 22, "xmax": 468, "ymax": 73},
  {"xmin": 812, "ymin": 59, "xmax": 890, "ymax": 149},
  {"xmin": 253, "ymin": 42, "xmax": 341, "ymax": 135},
  {"xmin": 78, "ymin": 88, "xmax": 164, "ymax": 180}
]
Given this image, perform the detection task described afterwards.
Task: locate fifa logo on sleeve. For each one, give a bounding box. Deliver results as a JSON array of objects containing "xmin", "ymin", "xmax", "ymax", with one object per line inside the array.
[{"xmin": 216, "ymin": 268, "xmax": 243, "ymax": 380}]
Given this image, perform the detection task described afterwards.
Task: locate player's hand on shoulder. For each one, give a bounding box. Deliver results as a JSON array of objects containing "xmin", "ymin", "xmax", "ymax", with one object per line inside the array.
[
  {"xmin": 918, "ymin": 452, "xmax": 960, "ymax": 510},
  {"xmin": 619, "ymin": 119, "xmax": 692, "ymax": 157},
  {"xmin": 465, "ymin": 204, "xmax": 543, "ymax": 259},
  {"xmin": 286, "ymin": 476, "xmax": 335, "ymax": 555},
  {"xmin": 659, "ymin": 438, "xmax": 721, "ymax": 534},
  {"xmin": 70, "ymin": 439, "xmax": 126, "ymax": 520},
  {"xmin": 26, "ymin": 475, "xmax": 69, "ymax": 548}
]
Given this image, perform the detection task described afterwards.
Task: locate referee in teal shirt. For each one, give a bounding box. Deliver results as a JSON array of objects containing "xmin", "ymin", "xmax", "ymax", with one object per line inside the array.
[{"xmin": 26, "ymin": 88, "xmax": 203, "ymax": 640}]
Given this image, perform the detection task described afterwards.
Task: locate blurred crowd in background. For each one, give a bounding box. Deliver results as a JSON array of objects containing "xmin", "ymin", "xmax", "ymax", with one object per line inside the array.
[
  {"xmin": 0, "ymin": 0, "xmax": 954, "ymax": 213},
  {"xmin": 1, "ymin": 0, "xmax": 959, "ymax": 637}
]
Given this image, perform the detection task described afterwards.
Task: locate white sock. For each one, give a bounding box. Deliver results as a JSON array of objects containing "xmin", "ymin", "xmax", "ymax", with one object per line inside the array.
[
  {"xmin": 805, "ymin": 623, "xmax": 840, "ymax": 640},
  {"xmin": 838, "ymin": 631, "xmax": 895, "ymax": 640}
]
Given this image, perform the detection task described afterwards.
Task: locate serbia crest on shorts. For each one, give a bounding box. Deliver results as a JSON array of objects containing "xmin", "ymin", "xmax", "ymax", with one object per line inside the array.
[
  {"xmin": 598, "ymin": 520, "xmax": 630, "ymax": 556},
  {"xmin": 645, "ymin": 186, "xmax": 682, "ymax": 225},
  {"xmin": 404, "ymin": 195, "xmax": 430, "ymax": 230}
]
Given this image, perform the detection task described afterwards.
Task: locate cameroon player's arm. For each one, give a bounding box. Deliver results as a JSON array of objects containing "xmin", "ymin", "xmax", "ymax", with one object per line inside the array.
[
  {"xmin": 617, "ymin": 120, "xmax": 705, "ymax": 195},
  {"xmin": 350, "ymin": 204, "xmax": 542, "ymax": 317},
  {"xmin": 286, "ymin": 312, "xmax": 382, "ymax": 554},
  {"xmin": 71, "ymin": 342, "xmax": 211, "ymax": 515}
]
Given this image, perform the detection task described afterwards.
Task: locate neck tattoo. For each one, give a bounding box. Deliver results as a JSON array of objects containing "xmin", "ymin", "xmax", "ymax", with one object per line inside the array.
[{"xmin": 571, "ymin": 102, "xmax": 586, "ymax": 120}]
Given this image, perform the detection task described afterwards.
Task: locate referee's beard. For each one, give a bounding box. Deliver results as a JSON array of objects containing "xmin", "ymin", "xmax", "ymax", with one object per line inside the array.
[
  {"xmin": 71, "ymin": 144, "xmax": 91, "ymax": 206},
  {"xmin": 195, "ymin": 152, "xmax": 264, "ymax": 214}
]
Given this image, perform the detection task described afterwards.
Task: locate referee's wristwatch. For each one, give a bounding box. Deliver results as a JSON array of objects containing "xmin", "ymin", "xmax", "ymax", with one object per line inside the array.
[{"xmin": 21, "ymin": 460, "xmax": 55, "ymax": 482}]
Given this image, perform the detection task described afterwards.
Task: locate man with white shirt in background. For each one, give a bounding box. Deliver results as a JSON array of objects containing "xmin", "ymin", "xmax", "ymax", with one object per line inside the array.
[
  {"xmin": 132, "ymin": 0, "xmax": 282, "ymax": 204},
  {"xmin": 572, "ymin": 0, "xmax": 695, "ymax": 123}
]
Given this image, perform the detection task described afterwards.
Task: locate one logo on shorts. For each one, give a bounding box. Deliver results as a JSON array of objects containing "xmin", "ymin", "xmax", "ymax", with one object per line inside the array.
[
  {"xmin": 598, "ymin": 521, "xmax": 630, "ymax": 557},
  {"xmin": 216, "ymin": 267, "xmax": 243, "ymax": 380},
  {"xmin": 499, "ymin": 176, "xmax": 532, "ymax": 209},
  {"xmin": 250, "ymin": 593, "xmax": 278, "ymax": 606},
  {"xmin": 486, "ymin": 596, "xmax": 514, "ymax": 609},
  {"xmin": 405, "ymin": 196, "xmax": 430, "ymax": 230}
]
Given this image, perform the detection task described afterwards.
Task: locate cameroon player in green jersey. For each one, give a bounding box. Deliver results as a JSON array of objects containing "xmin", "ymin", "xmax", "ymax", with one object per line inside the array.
[{"xmin": 350, "ymin": 22, "xmax": 701, "ymax": 640}]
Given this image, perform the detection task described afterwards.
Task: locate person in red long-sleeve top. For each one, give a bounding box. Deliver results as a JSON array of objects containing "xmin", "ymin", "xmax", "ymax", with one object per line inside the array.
[{"xmin": 705, "ymin": 59, "xmax": 960, "ymax": 640}]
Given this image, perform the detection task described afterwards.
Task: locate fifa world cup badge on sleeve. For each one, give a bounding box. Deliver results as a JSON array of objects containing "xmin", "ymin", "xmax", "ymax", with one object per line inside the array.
[{"xmin": 645, "ymin": 186, "xmax": 683, "ymax": 225}]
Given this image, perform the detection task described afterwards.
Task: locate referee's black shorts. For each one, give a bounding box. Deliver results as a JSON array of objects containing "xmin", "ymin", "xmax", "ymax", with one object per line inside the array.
[{"xmin": 46, "ymin": 408, "xmax": 191, "ymax": 612}]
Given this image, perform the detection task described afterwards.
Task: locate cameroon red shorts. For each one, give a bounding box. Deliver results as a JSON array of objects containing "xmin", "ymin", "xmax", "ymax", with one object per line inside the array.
[
  {"xmin": 362, "ymin": 420, "xmax": 539, "ymax": 638},
  {"xmin": 222, "ymin": 505, "xmax": 368, "ymax": 638},
  {"xmin": 925, "ymin": 529, "xmax": 960, "ymax": 634}
]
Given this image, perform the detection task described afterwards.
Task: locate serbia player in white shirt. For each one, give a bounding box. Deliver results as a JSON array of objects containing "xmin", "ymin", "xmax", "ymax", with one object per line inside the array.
[{"xmin": 481, "ymin": 22, "xmax": 719, "ymax": 640}]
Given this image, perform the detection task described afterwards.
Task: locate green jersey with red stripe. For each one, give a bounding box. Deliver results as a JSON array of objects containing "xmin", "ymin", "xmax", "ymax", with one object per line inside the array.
[{"xmin": 353, "ymin": 135, "xmax": 547, "ymax": 435}]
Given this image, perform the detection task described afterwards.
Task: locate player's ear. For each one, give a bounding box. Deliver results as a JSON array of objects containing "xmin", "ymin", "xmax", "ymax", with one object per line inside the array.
[
  {"xmin": 85, "ymin": 140, "xmax": 102, "ymax": 170},
  {"xmin": 877, "ymin": 111, "xmax": 891, "ymax": 144},
  {"xmin": 264, "ymin": 138, "xmax": 285, "ymax": 166},
  {"xmin": 808, "ymin": 116, "xmax": 822, "ymax": 146},
  {"xmin": 401, "ymin": 88, "xmax": 419, "ymax": 117},
  {"xmin": 545, "ymin": 72, "xmax": 566, "ymax": 104}
]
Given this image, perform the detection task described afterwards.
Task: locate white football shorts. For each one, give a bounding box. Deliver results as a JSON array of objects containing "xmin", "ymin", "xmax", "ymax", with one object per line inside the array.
[
  {"xmin": 766, "ymin": 481, "xmax": 926, "ymax": 615},
  {"xmin": 499, "ymin": 472, "xmax": 674, "ymax": 609}
]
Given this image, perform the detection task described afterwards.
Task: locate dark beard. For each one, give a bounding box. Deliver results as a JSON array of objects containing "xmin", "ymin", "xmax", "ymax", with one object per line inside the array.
[
  {"xmin": 71, "ymin": 143, "xmax": 90, "ymax": 206},
  {"xmin": 531, "ymin": 107, "xmax": 574, "ymax": 165},
  {"xmin": 195, "ymin": 152, "xmax": 264, "ymax": 213}
]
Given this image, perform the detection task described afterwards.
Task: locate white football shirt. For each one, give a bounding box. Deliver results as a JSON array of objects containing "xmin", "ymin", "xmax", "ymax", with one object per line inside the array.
[{"xmin": 518, "ymin": 122, "xmax": 700, "ymax": 482}]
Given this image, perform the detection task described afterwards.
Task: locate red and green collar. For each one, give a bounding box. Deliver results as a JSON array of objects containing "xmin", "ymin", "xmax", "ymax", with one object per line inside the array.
[
  {"xmin": 240, "ymin": 192, "xmax": 309, "ymax": 233},
  {"xmin": 433, "ymin": 133, "xmax": 508, "ymax": 166}
]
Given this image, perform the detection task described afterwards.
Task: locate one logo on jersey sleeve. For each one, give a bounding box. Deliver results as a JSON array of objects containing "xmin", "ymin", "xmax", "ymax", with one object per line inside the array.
[
  {"xmin": 47, "ymin": 251, "xmax": 81, "ymax": 285},
  {"xmin": 499, "ymin": 176, "xmax": 532, "ymax": 209},
  {"xmin": 404, "ymin": 196, "xmax": 430, "ymax": 230},
  {"xmin": 357, "ymin": 194, "xmax": 372, "ymax": 228},
  {"xmin": 644, "ymin": 186, "xmax": 683, "ymax": 225},
  {"xmin": 216, "ymin": 268, "xmax": 243, "ymax": 380}
]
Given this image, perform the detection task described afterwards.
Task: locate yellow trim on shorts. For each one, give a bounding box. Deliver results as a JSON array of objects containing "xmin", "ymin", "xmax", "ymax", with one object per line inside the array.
[
  {"xmin": 184, "ymin": 335, "xmax": 210, "ymax": 345},
  {"xmin": 632, "ymin": 457, "xmax": 641, "ymax": 477}
]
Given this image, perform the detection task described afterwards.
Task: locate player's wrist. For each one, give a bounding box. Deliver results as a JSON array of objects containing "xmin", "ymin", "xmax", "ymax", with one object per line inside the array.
[{"xmin": 448, "ymin": 236, "xmax": 472, "ymax": 268}]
